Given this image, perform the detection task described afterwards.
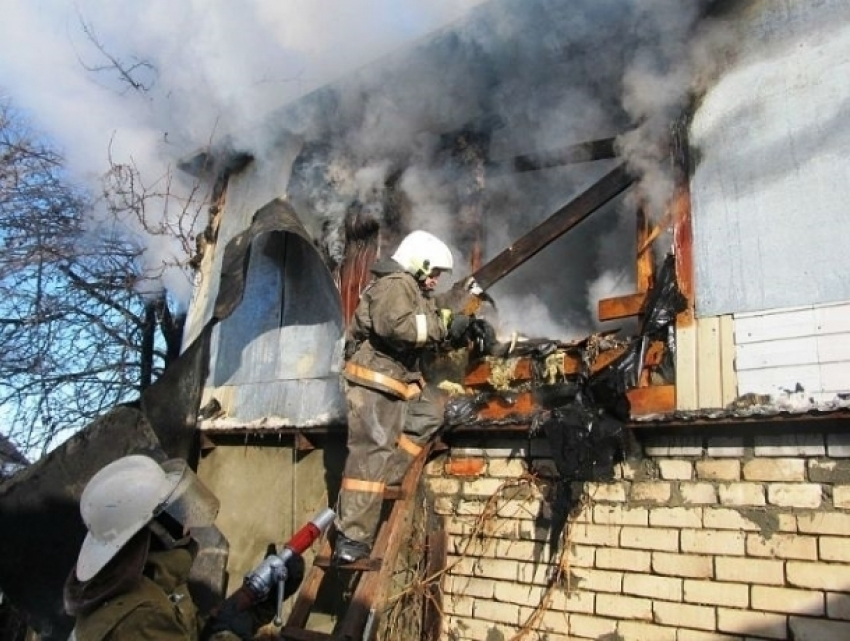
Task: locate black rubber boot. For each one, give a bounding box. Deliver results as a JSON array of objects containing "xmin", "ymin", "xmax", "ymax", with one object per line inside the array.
[{"xmin": 332, "ymin": 532, "xmax": 372, "ymax": 565}]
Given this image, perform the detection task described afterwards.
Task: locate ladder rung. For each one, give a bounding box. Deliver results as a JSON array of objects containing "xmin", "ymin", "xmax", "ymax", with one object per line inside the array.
[
  {"xmin": 383, "ymin": 485, "xmax": 404, "ymax": 500},
  {"xmin": 313, "ymin": 555, "xmax": 382, "ymax": 571}
]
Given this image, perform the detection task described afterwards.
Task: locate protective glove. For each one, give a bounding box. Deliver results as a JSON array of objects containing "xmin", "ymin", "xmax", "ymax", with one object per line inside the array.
[
  {"xmin": 467, "ymin": 318, "xmax": 497, "ymax": 355},
  {"xmin": 447, "ymin": 313, "xmax": 472, "ymax": 344}
]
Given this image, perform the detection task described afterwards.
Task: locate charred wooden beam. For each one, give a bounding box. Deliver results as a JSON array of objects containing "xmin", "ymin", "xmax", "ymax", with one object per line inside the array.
[
  {"xmin": 486, "ymin": 137, "xmax": 618, "ymax": 174},
  {"xmin": 472, "ymin": 163, "xmax": 636, "ymax": 290}
]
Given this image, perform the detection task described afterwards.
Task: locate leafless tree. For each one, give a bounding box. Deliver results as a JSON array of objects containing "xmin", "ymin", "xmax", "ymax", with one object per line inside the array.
[{"xmin": 0, "ymin": 101, "xmax": 206, "ymax": 460}]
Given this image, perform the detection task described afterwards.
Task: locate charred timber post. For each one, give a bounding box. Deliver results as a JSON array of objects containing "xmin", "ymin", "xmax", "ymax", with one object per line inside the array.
[
  {"xmin": 472, "ymin": 163, "xmax": 636, "ymax": 290},
  {"xmin": 486, "ymin": 137, "xmax": 618, "ymax": 175}
]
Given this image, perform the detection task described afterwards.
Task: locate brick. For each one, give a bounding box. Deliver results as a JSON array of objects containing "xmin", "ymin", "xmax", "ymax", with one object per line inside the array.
[
  {"xmin": 566, "ymin": 545, "xmax": 595, "ymax": 569},
  {"xmin": 680, "ymin": 482, "xmax": 719, "ymax": 505},
  {"xmin": 593, "ymin": 504, "xmax": 649, "ymax": 526},
  {"xmin": 473, "ymin": 598, "xmax": 520, "ymax": 624},
  {"xmin": 715, "ymin": 557, "xmax": 784, "ymax": 585},
  {"xmin": 444, "ymin": 575, "xmax": 494, "ymax": 599},
  {"xmin": 620, "ymin": 526, "xmax": 679, "ymax": 552},
  {"xmin": 455, "ymin": 498, "xmax": 487, "ymax": 516},
  {"xmin": 717, "ymin": 608, "xmax": 787, "ymax": 639},
  {"xmin": 718, "ymin": 482, "xmax": 766, "ymax": 506},
  {"xmin": 696, "ymin": 459, "xmax": 740, "ymax": 481},
  {"xmin": 754, "ymin": 433, "xmax": 825, "ymax": 457},
  {"xmin": 471, "ymin": 557, "xmax": 518, "ymax": 581},
  {"xmin": 434, "ymin": 495, "xmax": 456, "ymax": 515},
  {"xmin": 429, "ymin": 476, "xmax": 463, "ymax": 494},
  {"xmin": 743, "ymin": 458, "xmax": 806, "ymax": 482},
  {"xmin": 658, "ymin": 459, "xmax": 693, "ymax": 480},
  {"xmin": 631, "ymin": 481, "xmax": 672, "ymax": 503},
  {"xmin": 676, "ymin": 631, "xmax": 743, "ymax": 641},
  {"xmin": 463, "ymin": 477, "xmax": 514, "ymax": 497},
  {"xmin": 486, "ymin": 458, "xmax": 526, "ymax": 477},
  {"xmin": 702, "ymin": 507, "xmax": 762, "ymax": 531},
  {"xmin": 767, "ymin": 483, "xmax": 822, "ymax": 508},
  {"xmin": 820, "ymin": 536, "xmax": 850, "ymax": 562},
  {"xmin": 643, "ymin": 435, "xmax": 703, "ymax": 456},
  {"xmin": 833, "ymin": 485, "xmax": 850, "ymax": 509},
  {"xmin": 827, "ymin": 432, "xmax": 850, "ymax": 458},
  {"xmin": 492, "ymin": 581, "xmax": 547, "ymax": 606},
  {"xmin": 751, "ymin": 585, "xmax": 825, "ymax": 615},
  {"xmin": 529, "ymin": 458, "xmax": 560, "ymax": 479},
  {"xmin": 585, "ymin": 481, "xmax": 627, "ymax": 502},
  {"xmin": 532, "ymin": 608, "xmax": 571, "ymax": 634},
  {"xmin": 681, "ymin": 529, "xmax": 745, "ymax": 556},
  {"xmin": 445, "ymin": 615, "xmax": 515, "ymax": 640},
  {"xmin": 746, "ymin": 532, "xmax": 818, "ymax": 560},
  {"xmin": 619, "ymin": 460, "xmax": 644, "ymax": 480},
  {"xmin": 650, "ymin": 506, "xmax": 703, "ymax": 528},
  {"xmin": 568, "ymin": 613, "xmax": 617, "ymax": 638},
  {"xmin": 595, "ymin": 548, "xmax": 652, "ymax": 572},
  {"xmin": 569, "ymin": 568, "xmax": 623, "ymax": 593},
  {"xmin": 798, "ymin": 512, "xmax": 850, "ymax": 535},
  {"xmin": 653, "ymin": 601, "xmax": 716, "ymax": 631},
  {"xmin": 596, "ymin": 593, "xmax": 653, "ymax": 620},
  {"xmin": 807, "ymin": 459, "xmax": 850, "ymax": 484},
  {"xmin": 789, "ymin": 616, "xmax": 850, "ymax": 640},
  {"xmin": 547, "ymin": 588, "xmax": 595, "ymax": 614},
  {"xmin": 494, "ymin": 538, "xmax": 546, "ymax": 561},
  {"xmin": 569, "ymin": 523, "xmax": 620, "ymax": 547},
  {"xmin": 617, "ymin": 620, "xmax": 677, "ymax": 641},
  {"xmin": 445, "ymin": 457, "xmax": 487, "ymax": 477},
  {"xmin": 684, "ymin": 579, "xmax": 748, "ymax": 608},
  {"xmin": 445, "ymin": 594, "xmax": 475, "ymax": 617},
  {"xmin": 787, "ymin": 561, "xmax": 850, "ymax": 591},
  {"xmin": 653, "ymin": 552, "xmax": 713, "ymax": 578},
  {"xmin": 623, "ymin": 573, "xmax": 683, "ymax": 602},
  {"xmin": 827, "ymin": 592, "xmax": 850, "ymax": 620},
  {"xmin": 706, "ymin": 436, "xmax": 747, "ymax": 458}
]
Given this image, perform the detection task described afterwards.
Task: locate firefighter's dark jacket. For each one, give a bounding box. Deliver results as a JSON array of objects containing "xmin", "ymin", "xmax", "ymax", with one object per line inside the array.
[
  {"xmin": 344, "ymin": 258, "xmax": 448, "ymax": 398},
  {"xmin": 64, "ymin": 530, "xmax": 238, "ymax": 641}
]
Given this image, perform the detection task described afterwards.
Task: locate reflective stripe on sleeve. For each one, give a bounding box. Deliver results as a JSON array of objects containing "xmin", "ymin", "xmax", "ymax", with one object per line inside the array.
[
  {"xmin": 397, "ymin": 435, "xmax": 423, "ymax": 457},
  {"xmin": 341, "ymin": 477, "xmax": 386, "ymax": 494},
  {"xmin": 414, "ymin": 314, "xmax": 427, "ymax": 347}
]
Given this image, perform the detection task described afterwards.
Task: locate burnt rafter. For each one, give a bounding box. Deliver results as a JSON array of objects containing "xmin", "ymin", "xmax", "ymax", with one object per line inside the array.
[
  {"xmin": 472, "ymin": 162, "xmax": 636, "ymax": 290},
  {"xmin": 486, "ymin": 136, "xmax": 618, "ymax": 175}
]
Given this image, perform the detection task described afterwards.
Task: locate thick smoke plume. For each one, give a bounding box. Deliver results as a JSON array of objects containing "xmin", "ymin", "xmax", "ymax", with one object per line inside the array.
[{"xmin": 0, "ymin": 0, "xmax": 730, "ymax": 337}]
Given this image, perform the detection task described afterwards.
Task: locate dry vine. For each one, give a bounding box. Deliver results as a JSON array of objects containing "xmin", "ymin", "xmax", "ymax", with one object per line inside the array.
[{"xmin": 384, "ymin": 471, "xmax": 593, "ymax": 641}]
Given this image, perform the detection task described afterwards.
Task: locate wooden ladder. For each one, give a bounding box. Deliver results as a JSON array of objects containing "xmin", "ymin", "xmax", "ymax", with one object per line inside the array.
[{"xmin": 279, "ymin": 444, "xmax": 433, "ymax": 641}]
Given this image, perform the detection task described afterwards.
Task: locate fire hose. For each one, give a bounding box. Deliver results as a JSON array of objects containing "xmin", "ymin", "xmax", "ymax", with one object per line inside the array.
[{"xmin": 220, "ymin": 507, "xmax": 335, "ymax": 626}]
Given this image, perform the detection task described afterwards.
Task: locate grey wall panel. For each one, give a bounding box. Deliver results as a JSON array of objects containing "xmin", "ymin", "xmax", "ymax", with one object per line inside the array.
[{"xmin": 690, "ymin": 0, "xmax": 850, "ymax": 317}]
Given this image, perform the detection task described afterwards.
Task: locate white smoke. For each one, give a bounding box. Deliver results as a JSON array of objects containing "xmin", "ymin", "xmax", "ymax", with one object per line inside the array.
[{"xmin": 0, "ymin": 0, "xmax": 487, "ymax": 304}]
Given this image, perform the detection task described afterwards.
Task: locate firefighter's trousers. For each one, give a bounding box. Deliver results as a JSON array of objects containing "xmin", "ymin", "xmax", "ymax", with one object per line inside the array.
[{"xmin": 335, "ymin": 382, "xmax": 443, "ymax": 546}]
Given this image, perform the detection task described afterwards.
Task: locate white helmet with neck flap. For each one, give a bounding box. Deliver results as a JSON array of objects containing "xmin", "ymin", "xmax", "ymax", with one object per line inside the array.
[{"xmin": 392, "ymin": 230, "xmax": 454, "ymax": 281}]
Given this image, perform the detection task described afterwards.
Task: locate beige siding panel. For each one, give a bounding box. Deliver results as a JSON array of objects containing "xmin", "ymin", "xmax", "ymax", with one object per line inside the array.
[
  {"xmin": 720, "ymin": 315, "xmax": 738, "ymax": 406},
  {"xmin": 677, "ymin": 315, "xmax": 737, "ymax": 411},
  {"xmin": 676, "ymin": 324, "xmax": 699, "ymax": 411},
  {"xmin": 697, "ymin": 317, "xmax": 723, "ymax": 409},
  {"xmin": 733, "ymin": 302, "xmax": 850, "ymax": 400}
]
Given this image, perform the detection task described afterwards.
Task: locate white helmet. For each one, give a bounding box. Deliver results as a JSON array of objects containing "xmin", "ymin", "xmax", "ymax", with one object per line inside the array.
[
  {"xmin": 391, "ymin": 230, "xmax": 454, "ymax": 280},
  {"xmin": 75, "ymin": 455, "xmax": 219, "ymax": 582}
]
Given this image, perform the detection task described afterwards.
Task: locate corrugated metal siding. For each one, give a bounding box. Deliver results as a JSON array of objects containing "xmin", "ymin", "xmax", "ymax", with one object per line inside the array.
[
  {"xmin": 676, "ymin": 315, "xmax": 737, "ymax": 411},
  {"xmin": 735, "ymin": 302, "xmax": 850, "ymax": 403},
  {"xmin": 689, "ymin": 0, "xmax": 850, "ymax": 317},
  {"xmin": 185, "ymin": 142, "xmax": 347, "ymax": 429}
]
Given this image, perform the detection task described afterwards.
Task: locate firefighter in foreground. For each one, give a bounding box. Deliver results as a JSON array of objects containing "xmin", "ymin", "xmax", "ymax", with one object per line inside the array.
[
  {"xmin": 63, "ymin": 454, "xmax": 304, "ymax": 640},
  {"xmin": 333, "ymin": 229, "xmax": 490, "ymax": 564}
]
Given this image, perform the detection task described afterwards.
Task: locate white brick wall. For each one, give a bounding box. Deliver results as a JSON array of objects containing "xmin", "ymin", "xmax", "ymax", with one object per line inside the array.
[{"xmin": 428, "ymin": 443, "xmax": 850, "ymax": 640}]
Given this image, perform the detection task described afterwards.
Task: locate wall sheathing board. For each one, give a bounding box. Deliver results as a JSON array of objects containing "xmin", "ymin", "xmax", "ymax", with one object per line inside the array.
[
  {"xmin": 676, "ymin": 315, "xmax": 737, "ymax": 411},
  {"xmin": 734, "ymin": 301, "xmax": 850, "ymax": 402},
  {"xmin": 689, "ymin": 0, "xmax": 850, "ymax": 317}
]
